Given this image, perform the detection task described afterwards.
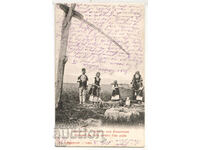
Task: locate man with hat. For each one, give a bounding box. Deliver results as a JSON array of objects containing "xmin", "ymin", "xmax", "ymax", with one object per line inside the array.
[{"xmin": 77, "ymin": 68, "xmax": 88, "ymax": 104}]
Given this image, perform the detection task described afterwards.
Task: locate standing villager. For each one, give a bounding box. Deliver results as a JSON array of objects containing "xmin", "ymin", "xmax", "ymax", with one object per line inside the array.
[
  {"xmin": 111, "ymin": 80, "xmax": 120, "ymax": 101},
  {"xmin": 89, "ymin": 72, "xmax": 101, "ymax": 105},
  {"xmin": 131, "ymin": 71, "xmax": 144, "ymax": 102},
  {"xmin": 77, "ymin": 68, "xmax": 88, "ymax": 104}
]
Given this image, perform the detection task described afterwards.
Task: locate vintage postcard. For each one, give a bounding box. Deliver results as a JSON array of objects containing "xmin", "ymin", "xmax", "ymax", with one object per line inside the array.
[{"xmin": 55, "ymin": 2, "xmax": 145, "ymax": 147}]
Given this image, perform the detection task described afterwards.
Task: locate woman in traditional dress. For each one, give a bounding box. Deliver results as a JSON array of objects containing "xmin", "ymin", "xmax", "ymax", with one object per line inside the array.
[
  {"xmin": 131, "ymin": 71, "xmax": 144, "ymax": 102},
  {"xmin": 89, "ymin": 72, "xmax": 101, "ymax": 105},
  {"xmin": 111, "ymin": 80, "xmax": 120, "ymax": 101}
]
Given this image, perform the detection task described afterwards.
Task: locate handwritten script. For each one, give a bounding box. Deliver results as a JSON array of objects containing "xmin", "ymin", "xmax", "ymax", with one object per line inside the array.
[{"xmin": 56, "ymin": 3, "xmax": 144, "ymax": 75}]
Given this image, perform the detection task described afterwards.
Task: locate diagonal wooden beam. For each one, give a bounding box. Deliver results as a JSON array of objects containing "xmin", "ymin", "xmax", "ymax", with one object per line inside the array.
[
  {"xmin": 81, "ymin": 18, "xmax": 130, "ymax": 55},
  {"xmin": 59, "ymin": 4, "xmax": 129, "ymax": 55},
  {"xmin": 56, "ymin": 3, "xmax": 129, "ymax": 108},
  {"xmin": 59, "ymin": 4, "xmax": 83, "ymax": 20}
]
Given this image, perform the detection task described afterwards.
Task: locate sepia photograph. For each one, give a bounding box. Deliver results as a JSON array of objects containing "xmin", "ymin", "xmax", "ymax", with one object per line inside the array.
[
  {"xmin": 1, "ymin": 0, "xmax": 200, "ymax": 150},
  {"xmin": 54, "ymin": 2, "xmax": 145, "ymax": 147}
]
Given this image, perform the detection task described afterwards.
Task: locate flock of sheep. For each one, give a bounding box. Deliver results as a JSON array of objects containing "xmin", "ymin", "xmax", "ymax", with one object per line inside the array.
[{"xmin": 104, "ymin": 106, "xmax": 140, "ymax": 122}]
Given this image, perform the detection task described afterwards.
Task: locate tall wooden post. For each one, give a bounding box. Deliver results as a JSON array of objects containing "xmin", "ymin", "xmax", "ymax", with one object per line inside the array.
[{"xmin": 56, "ymin": 4, "xmax": 76, "ymax": 108}]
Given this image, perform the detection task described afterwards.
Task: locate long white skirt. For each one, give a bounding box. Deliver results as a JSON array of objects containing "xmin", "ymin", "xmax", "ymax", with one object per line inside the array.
[
  {"xmin": 111, "ymin": 95, "xmax": 120, "ymax": 101},
  {"xmin": 89, "ymin": 95, "xmax": 100, "ymax": 102}
]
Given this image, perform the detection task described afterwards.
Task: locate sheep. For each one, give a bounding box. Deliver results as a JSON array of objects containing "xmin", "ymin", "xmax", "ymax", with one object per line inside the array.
[
  {"xmin": 104, "ymin": 108, "xmax": 119, "ymax": 120},
  {"xmin": 104, "ymin": 108, "xmax": 114, "ymax": 119},
  {"xmin": 104, "ymin": 107, "xmax": 140, "ymax": 122}
]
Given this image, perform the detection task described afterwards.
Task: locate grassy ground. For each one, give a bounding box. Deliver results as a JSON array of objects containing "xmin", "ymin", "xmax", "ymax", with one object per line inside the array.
[{"xmin": 56, "ymin": 83, "xmax": 144, "ymax": 127}]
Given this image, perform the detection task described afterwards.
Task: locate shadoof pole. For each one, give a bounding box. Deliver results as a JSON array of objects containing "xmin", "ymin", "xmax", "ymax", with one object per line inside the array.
[
  {"xmin": 55, "ymin": 4, "xmax": 76, "ymax": 108},
  {"xmin": 56, "ymin": 4, "xmax": 129, "ymax": 108}
]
